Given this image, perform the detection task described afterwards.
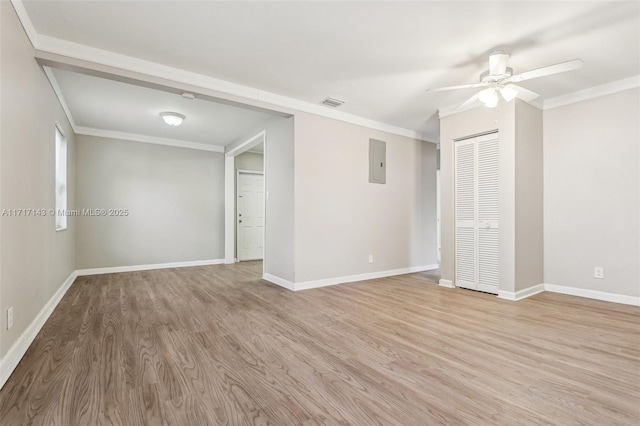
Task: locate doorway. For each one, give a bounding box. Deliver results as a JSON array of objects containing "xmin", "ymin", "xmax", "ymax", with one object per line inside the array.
[
  {"xmin": 224, "ymin": 130, "xmax": 266, "ymax": 265},
  {"xmin": 236, "ymin": 170, "xmax": 264, "ymax": 261}
]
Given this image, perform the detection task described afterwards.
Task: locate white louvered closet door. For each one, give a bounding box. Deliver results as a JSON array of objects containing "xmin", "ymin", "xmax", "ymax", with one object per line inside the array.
[
  {"xmin": 455, "ymin": 139, "xmax": 477, "ymax": 290},
  {"xmin": 455, "ymin": 133, "xmax": 499, "ymax": 294}
]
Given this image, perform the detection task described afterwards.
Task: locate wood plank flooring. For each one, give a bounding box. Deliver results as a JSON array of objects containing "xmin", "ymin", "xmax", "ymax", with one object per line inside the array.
[{"xmin": 0, "ymin": 261, "xmax": 638, "ymax": 425}]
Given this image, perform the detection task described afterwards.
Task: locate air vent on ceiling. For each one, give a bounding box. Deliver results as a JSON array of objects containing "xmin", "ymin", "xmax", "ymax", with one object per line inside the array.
[{"xmin": 320, "ymin": 97, "xmax": 345, "ymax": 108}]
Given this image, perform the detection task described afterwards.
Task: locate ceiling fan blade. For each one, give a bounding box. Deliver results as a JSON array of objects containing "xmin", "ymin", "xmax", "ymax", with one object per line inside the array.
[
  {"xmin": 489, "ymin": 52, "xmax": 509, "ymax": 75},
  {"xmin": 509, "ymin": 84, "xmax": 540, "ymax": 102},
  {"xmin": 454, "ymin": 93, "xmax": 480, "ymax": 111},
  {"xmin": 508, "ymin": 59, "xmax": 583, "ymax": 83},
  {"xmin": 427, "ymin": 82, "xmax": 487, "ymax": 92}
]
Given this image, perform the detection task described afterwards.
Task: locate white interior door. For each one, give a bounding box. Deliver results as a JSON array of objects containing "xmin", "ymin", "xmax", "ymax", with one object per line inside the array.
[
  {"xmin": 454, "ymin": 133, "xmax": 499, "ymax": 294},
  {"xmin": 237, "ymin": 171, "xmax": 264, "ymax": 261}
]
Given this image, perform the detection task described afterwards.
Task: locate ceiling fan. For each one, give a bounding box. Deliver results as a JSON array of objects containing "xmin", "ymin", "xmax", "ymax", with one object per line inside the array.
[{"xmin": 428, "ymin": 51, "xmax": 583, "ymax": 111}]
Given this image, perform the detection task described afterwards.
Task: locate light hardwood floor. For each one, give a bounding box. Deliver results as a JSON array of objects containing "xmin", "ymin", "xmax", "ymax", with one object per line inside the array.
[{"xmin": 0, "ymin": 261, "xmax": 638, "ymax": 425}]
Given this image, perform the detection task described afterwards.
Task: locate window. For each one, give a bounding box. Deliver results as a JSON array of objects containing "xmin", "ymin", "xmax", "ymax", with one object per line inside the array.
[{"xmin": 55, "ymin": 125, "xmax": 67, "ymax": 231}]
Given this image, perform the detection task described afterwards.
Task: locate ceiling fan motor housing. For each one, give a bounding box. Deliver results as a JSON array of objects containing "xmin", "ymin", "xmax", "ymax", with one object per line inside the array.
[{"xmin": 480, "ymin": 67, "xmax": 514, "ymax": 84}]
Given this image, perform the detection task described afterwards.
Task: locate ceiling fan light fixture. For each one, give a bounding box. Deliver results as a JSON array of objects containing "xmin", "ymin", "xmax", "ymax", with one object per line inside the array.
[
  {"xmin": 500, "ymin": 85, "xmax": 518, "ymax": 102},
  {"xmin": 483, "ymin": 96, "xmax": 498, "ymax": 108},
  {"xmin": 478, "ymin": 88, "xmax": 498, "ymax": 107},
  {"xmin": 429, "ymin": 52, "xmax": 581, "ymax": 112},
  {"xmin": 160, "ymin": 112, "xmax": 185, "ymax": 126}
]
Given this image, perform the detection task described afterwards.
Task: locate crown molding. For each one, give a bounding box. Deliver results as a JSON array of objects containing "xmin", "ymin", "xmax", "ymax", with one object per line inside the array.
[
  {"xmin": 11, "ymin": 0, "xmax": 434, "ymax": 143},
  {"xmin": 75, "ymin": 127, "xmax": 225, "ymax": 152},
  {"xmin": 543, "ymin": 75, "xmax": 640, "ymax": 110}
]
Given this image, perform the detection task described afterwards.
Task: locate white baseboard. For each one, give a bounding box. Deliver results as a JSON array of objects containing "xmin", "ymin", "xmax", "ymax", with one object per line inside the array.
[
  {"xmin": 0, "ymin": 270, "xmax": 78, "ymax": 390},
  {"xmin": 293, "ymin": 264, "xmax": 440, "ymax": 291},
  {"xmin": 497, "ymin": 283, "xmax": 639, "ymax": 305},
  {"xmin": 544, "ymin": 283, "xmax": 640, "ymax": 306},
  {"xmin": 438, "ymin": 279, "xmax": 454, "ymax": 288},
  {"xmin": 422, "ymin": 264, "xmax": 440, "ymax": 272},
  {"xmin": 262, "ymin": 273, "xmax": 295, "ymax": 291},
  {"xmin": 75, "ymin": 259, "xmax": 225, "ymax": 276},
  {"xmin": 498, "ymin": 284, "xmax": 545, "ymax": 301}
]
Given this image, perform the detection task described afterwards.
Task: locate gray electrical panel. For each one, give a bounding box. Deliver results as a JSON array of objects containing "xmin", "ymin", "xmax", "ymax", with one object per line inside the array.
[{"xmin": 369, "ymin": 138, "xmax": 386, "ymax": 184}]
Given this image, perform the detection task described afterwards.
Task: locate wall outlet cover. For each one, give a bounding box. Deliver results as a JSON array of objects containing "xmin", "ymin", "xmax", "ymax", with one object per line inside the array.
[{"xmin": 594, "ymin": 267, "xmax": 604, "ymax": 279}]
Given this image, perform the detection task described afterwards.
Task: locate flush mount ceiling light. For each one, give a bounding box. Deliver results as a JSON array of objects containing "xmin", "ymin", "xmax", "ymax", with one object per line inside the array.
[{"xmin": 159, "ymin": 112, "xmax": 185, "ymax": 126}]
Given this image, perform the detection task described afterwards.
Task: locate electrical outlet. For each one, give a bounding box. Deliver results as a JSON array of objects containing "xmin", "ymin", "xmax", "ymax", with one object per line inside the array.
[
  {"xmin": 594, "ymin": 267, "xmax": 604, "ymax": 279},
  {"xmin": 368, "ymin": 254, "xmax": 374, "ymax": 264},
  {"xmin": 7, "ymin": 307, "xmax": 13, "ymax": 329}
]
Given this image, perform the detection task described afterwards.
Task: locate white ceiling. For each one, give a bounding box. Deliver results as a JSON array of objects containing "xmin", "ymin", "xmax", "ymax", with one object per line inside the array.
[
  {"xmin": 50, "ymin": 68, "xmax": 275, "ymax": 147},
  {"xmin": 22, "ymin": 1, "xmax": 640, "ymax": 141}
]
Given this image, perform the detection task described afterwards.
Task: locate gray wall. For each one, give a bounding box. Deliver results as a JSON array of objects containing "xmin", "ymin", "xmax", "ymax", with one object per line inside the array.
[
  {"xmin": 294, "ymin": 112, "xmax": 437, "ymax": 283},
  {"xmin": 76, "ymin": 136, "xmax": 225, "ymax": 268},
  {"xmin": 543, "ymin": 88, "xmax": 639, "ymax": 297},
  {"xmin": 0, "ymin": 2, "xmax": 76, "ymax": 358},
  {"xmin": 264, "ymin": 117, "xmax": 296, "ymax": 281}
]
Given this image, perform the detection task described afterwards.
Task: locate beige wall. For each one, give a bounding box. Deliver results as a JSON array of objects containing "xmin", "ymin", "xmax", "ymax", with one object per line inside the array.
[
  {"xmin": 264, "ymin": 117, "xmax": 295, "ymax": 281},
  {"xmin": 514, "ymin": 101, "xmax": 544, "ymax": 292},
  {"xmin": 76, "ymin": 136, "xmax": 225, "ymax": 268},
  {"xmin": 293, "ymin": 112, "xmax": 437, "ymax": 283},
  {"xmin": 543, "ymin": 88, "xmax": 639, "ymax": 297},
  {"xmin": 0, "ymin": 2, "xmax": 76, "ymax": 358}
]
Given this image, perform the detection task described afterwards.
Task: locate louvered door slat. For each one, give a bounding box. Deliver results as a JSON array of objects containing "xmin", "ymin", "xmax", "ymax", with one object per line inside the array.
[
  {"xmin": 478, "ymin": 138, "xmax": 499, "ymax": 223},
  {"xmin": 478, "ymin": 228, "xmax": 499, "ymax": 293},
  {"xmin": 455, "ymin": 143, "xmax": 475, "ymax": 222}
]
